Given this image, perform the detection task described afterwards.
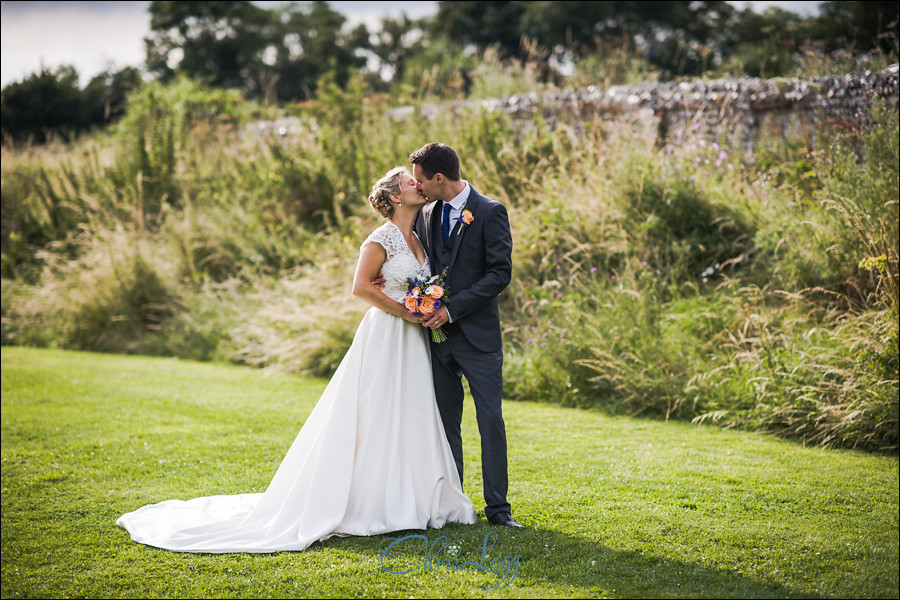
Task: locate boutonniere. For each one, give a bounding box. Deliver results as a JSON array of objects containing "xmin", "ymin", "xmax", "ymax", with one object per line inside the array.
[{"xmin": 456, "ymin": 207, "xmax": 474, "ymax": 235}]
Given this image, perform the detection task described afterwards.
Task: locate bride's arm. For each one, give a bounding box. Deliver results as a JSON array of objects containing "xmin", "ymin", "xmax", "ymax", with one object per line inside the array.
[{"xmin": 352, "ymin": 242, "xmax": 419, "ymax": 323}]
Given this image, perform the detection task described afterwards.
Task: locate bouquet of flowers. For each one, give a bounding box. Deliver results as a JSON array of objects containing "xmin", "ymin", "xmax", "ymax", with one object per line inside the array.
[{"xmin": 404, "ymin": 268, "xmax": 450, "ymax": 343}]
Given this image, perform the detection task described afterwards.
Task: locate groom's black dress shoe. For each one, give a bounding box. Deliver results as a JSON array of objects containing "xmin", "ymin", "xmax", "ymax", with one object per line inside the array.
[{"xmin": 488, "ymin": 512, "xmax": 524, "ymax": 528}]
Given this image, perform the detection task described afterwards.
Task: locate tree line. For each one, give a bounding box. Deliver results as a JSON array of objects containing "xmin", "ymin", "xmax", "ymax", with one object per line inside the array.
[{"xmin": 2, "ymin": 0, "xmax": 897, "ymax": 144}]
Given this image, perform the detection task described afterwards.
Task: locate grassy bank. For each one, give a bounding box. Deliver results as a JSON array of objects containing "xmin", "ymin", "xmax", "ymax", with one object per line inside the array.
[
  {"xmin": 1, "ymin": 73, "xmax": 897, "ymax": 451},
  {"xmin": 2, "ymin": 347, "xmax": 898, "ymax": 598}
]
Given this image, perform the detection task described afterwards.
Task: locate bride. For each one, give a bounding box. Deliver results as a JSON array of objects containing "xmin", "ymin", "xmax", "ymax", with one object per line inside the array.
[{"xmin": 116, "ymin": 166, "xmax": 476, "ymax": 553}]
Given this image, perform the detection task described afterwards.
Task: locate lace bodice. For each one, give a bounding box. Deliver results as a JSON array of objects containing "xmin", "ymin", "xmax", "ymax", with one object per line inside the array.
[{"xmin": 361, "ymin": 222, "xmax": 431, "ymax": 302}]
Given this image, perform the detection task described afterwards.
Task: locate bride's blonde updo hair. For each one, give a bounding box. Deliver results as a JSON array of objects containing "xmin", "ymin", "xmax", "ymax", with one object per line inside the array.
[{"xmin": 368, "ymin": 166, "xmax": 407, "ymax": 219}]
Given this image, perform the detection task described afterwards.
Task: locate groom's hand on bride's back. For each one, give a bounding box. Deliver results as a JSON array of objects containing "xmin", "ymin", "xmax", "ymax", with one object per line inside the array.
[{"xmin": 372, "ymin": 272, "xmax": 386, "ymax": 288}]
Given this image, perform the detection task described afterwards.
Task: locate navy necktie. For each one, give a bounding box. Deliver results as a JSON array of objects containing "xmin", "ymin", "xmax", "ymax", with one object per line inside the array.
[{"xmin": 441, "ymin": 203, "xmax": 452, "ymax": 242}]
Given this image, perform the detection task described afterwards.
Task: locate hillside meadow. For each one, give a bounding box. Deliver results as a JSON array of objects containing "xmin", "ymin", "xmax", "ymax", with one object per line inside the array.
[{"xmin": 1, "ymin": 71, "xmax": 897, "ymax": 452}]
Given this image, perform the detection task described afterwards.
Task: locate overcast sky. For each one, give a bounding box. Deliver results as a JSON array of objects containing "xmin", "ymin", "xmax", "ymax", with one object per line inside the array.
[{"xmin": 1, "ymin": 1, "xmax": 824, "ymax": 88}]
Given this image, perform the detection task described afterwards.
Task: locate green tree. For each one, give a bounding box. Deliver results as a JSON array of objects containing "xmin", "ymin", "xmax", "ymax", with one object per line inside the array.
[
  {"xmin": 145, "ymin": 1, "xmax": 368, "ymax": 102},
  {"xmin": 368, "ymin": 15, "xmax": 425, "ymax": 85},
  {"xmin": 433, "ymin": 1, "xmax": 738, "ymax": 77},
  {"xmin": 813, "ymin": 1, "xmax": 899, "ymax": 54},
  {"xmin": 1, "ymin": 66, "xmax": 86, "ymax": 143},
  {"xmin": 82, "ymin": 67, "xmax": 145, "ymax": 125},
  {"xmin": 720, "ymin": 6, "xmax": 810, "ymax": 77},
  {"xmin": 145, "ymin": 1, "xmax": 276, "ymax": 95},
  {"xmin": 432, "ymin": 1, "xmax": 528, "ymax": 58},
  {"xmin": 267, "ymin": 1, "xmax": 368, "ymax": 102}
]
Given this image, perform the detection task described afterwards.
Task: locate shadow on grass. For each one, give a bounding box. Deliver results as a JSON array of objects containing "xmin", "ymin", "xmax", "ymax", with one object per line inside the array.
[{"xmin": 322, "ymin": 520, "xmax": 806, "ymax": 598}]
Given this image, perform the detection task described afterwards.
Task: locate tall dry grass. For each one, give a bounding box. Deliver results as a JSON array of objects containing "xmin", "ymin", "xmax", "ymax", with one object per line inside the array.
[{"xmin": 1, "ymin": 73, "xmax": 896, "ymax": 451}]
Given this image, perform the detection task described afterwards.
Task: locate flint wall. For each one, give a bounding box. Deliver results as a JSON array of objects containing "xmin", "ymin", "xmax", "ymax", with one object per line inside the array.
[{"xmin": 399, "ymin": 65, "xmax": 900, "ymax": 154}]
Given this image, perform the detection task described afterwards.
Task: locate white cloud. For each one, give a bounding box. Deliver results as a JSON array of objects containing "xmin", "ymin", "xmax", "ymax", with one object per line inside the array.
[{"xmin": 1, "ymin": 1, "xmax": 150, "ymax": 86}]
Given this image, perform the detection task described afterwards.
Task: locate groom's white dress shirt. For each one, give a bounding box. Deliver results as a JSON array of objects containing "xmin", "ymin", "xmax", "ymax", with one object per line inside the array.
[
  {"xmin": 441, "ymin": 181, "xmax": 469, "ymax": 323},
  {"xmin": 443, "ymin": 181, "xmax": 470, "ymax": 232}
]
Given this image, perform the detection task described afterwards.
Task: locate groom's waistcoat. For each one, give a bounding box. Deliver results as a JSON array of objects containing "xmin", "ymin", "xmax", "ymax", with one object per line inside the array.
[{"xmin": 415, "ymin": 187, "xmax": 513, "ymax": 353}]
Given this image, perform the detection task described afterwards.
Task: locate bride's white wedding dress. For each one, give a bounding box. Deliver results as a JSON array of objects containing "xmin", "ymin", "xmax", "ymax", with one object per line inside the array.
[{"xmin": 116, "ymin": 222, "xmax": 476, "ymax": 553}]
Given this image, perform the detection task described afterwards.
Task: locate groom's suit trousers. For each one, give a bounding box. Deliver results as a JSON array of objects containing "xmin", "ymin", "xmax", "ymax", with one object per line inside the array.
[{"xmin": 430, "ymin": 327, "xmax": 511, "ymax": 520}]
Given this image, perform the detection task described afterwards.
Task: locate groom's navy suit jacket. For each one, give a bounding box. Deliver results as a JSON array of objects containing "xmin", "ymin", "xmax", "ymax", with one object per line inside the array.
[{"xmin": 415, "ymin": 186, "xmax": 513, "ymax": 352}]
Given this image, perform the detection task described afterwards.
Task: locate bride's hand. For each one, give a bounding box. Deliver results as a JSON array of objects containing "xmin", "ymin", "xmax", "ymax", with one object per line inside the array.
[{"xmin": 397, "ymin": 306, "xmax": 419, "ymax": 324}]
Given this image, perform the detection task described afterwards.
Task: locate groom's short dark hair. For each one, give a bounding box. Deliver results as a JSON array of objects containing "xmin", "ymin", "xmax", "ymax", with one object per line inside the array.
[{"xmin": 409, "ymin": 143, "xmax": 461, "ymax": 181}]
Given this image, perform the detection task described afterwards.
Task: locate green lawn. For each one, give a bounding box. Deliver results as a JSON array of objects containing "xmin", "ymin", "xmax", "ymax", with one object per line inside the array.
[{"xmin": 2, "ymin": 346, "xmax": 897, "ymax": 598}]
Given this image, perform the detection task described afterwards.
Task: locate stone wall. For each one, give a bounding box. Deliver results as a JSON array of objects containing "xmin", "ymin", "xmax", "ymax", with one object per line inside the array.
[
  {"xmin": 251, "ymin": 66, "xmax": 899, "ymax": 155},
  {"xmin": 395, "ymin": 65, "xmax": 899, "ymax": 154}
]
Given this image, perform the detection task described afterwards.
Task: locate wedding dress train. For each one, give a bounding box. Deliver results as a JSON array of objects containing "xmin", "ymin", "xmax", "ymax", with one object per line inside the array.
[{"xmin": 116, "ymin": 222, "xmax": 476, "ymax": 552}]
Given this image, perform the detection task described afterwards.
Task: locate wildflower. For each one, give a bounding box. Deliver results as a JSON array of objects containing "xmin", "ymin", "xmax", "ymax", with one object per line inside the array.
[
  {"xmin": 547, "ymin": 320, "xmax": 553, "ymax": 326},
  {"xmin": 591, "ymin": 267, "xmax": 598, "ymax": 273}
]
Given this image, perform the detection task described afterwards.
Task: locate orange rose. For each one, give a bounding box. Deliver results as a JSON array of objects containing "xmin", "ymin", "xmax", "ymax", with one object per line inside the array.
[
  {"xmin": 419, "ymin": 297, "xmax": 436, "ymax": 315},
  {"xmin": 428, "ymin": 285, "xmax": 444, "ymax": 299},
  {"xmin": 460, "ymin": 209, "xmax": 474, "ymax": 225},
  {"xmin": 405, "ymin": 295, "xmax": 419, "ymax": 312}
]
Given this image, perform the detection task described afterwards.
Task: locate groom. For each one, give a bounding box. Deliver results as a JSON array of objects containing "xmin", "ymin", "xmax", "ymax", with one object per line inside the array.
[{"xmin": 409, "ymin": 142, "xmax": 522, "ymax": 528}]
